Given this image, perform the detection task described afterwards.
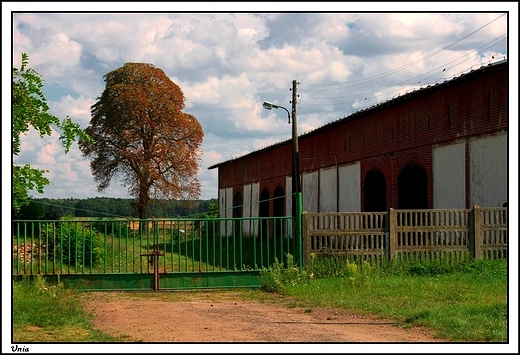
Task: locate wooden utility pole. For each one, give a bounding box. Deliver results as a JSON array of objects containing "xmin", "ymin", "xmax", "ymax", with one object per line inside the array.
[{"xmin": 291, "ymin": 80, "xmax": 300, "ymax": 196}]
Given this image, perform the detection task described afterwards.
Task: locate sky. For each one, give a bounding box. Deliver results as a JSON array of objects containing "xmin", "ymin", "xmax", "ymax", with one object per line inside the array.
[{"xmin": 5, "ymin": 4, "xmax": 517, "ymax": 205}]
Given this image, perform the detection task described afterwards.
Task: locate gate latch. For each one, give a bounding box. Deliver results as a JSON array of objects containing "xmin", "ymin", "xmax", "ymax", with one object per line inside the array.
[{"xmin": 140, "ymin": 244, "xmax": 164, "ymax": 290}]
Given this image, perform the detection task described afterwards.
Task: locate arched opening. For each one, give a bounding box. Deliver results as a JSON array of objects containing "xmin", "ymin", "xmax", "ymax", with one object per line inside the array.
[
  {"xmin": 233, "ymin": 191, "xmax": 243, "ymax": 235},
  {"xmin": 364, "ymin": 169, "xmax": 387, "ymax": 212},
  {"xmin": 259, "ymin": 188, "xmax": 270, "ymax": 239},
  {"xmin": 398, "ymin": 164, "xmax": 428, "ymax": 209},
  {"xmin": 273, "ymin": 186, "xmax": 285, "ymax": 237}
]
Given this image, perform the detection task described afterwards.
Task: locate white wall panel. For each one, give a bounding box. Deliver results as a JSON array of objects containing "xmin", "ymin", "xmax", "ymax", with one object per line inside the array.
[
  {"xmin": 251, "ymin": 182, "xmax": 259, "ymax": 217},
  {"xmin": 285, "ymin": 175, "xmax": 294, "ymax": 238},
  {"xmin": 286, "ymin": 176, "xmax": 292, "ymax": 216},
  {"xmin": 243, "ymin": 184, "xmax": 252, "ymax": 235},
  {"xmin": 303, "ymin": 171, "xmax": 319, "ymax": 212},
  {"xmin": 222, "ymin": 187, "xmax": 233, "ymax": 235},
  {"xmin": 218, "ymin": 188, "xmax": 226, "ymax": 219},
  {"xmin": 319, "ymin": 167, "xmax": 337, "ymax": 212},
  {"xmin": 338, "ymin": 162, "xmax": 361, "ymax": 212},
  {"xmin": 470, "ymin": 134, "xmax": 508, "ymax": 207},
  {"xmin": 433, "ymin": 142, "xmax": 466, "ymax": 208},
  {"xmin": 251, "ymin": 182, "xmax": 260, "ymax": 236}
]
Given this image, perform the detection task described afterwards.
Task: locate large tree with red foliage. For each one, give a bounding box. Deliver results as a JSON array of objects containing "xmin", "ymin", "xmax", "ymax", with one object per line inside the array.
[{"xmin": 80, "ymin": 63, "xmax": 203, "ymax": 220}]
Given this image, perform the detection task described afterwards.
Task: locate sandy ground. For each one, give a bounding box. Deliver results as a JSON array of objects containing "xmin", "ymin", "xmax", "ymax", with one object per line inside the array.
[{"xmin": 81, "ymin": 290, "xmax": 447, "ymax": 344}]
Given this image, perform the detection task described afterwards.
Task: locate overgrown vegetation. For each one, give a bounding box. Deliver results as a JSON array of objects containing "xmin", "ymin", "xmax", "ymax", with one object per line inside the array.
[
  {"xmin": 259, "ymin": 254, "xmax": 311, "ymax": 292},
  {"xmin": 259, "ymin": 254, "xmax": 508, "ymax": 342},
  {"xmin": 12, "ymin": 276, "xmax": 121, "ymax": 342}
]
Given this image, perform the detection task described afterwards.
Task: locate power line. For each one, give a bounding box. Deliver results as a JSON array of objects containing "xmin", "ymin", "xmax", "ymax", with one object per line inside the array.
[
  {"xmin": 300, "ymin": 13, "xmax": 506, "ymax": 92},
  {"xmin": 298, "ymin": 34, "xmax": 506, "ymax": 109},
  {"xmin": 300, "ymin": 34, "xmax": 506, "ymax": 102},
  {"xmin": 215, "ymin": 193, "xmax": 290, "ymax": 211}
]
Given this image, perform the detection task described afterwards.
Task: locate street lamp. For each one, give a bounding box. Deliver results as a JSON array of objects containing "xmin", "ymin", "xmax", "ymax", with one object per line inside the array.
[
  {"xmin": 262, "ymin": 98, "xmax": 300, "ymax": 209},
  {"xmin": 262, "ymin": 101, "xmax": 291, "ymax": 123},
  {"xmin": 262, "ymin": 81, "xmax": 302, "ymax": 267}
]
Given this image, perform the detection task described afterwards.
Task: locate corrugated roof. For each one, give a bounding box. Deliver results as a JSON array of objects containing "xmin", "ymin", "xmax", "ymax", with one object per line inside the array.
[{"xmin": 208, "ymin": 59, "xmax": 507, "ymax": 170}]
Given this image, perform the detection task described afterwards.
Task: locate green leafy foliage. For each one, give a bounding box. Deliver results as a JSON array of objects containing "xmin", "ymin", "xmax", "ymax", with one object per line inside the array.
[
  {"xmin": 200, "ymin": 201, "xmax": 219, "ymax": 219},
  {"xmin": 12, "ymin": 164, "xmax": 50, "ymax": 213},
  {"xmin": 12, "ymin": 53, "xmax": 92, "ymax": 212},
  {"xmin": 44, "ymin": 216, "xmax": 105, "ymax": 267}
]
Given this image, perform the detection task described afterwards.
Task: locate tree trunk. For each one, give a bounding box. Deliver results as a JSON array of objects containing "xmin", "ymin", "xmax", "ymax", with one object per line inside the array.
[{"xmin": 137, "ymin": 186, "xmax": 150, "ymax": 236}]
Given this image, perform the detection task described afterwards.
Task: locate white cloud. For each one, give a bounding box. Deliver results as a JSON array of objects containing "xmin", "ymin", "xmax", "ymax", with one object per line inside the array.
[
  {"xmin": 7, "ymin": 10, "xmax": 513, "ymax": 202},
  {"xmin": 37, "ymin": 143, "xmax": 59, "ymax": 165},
  {"xmin": 50, "ymin": 95, "xmax": 95, "ymax": 127}
]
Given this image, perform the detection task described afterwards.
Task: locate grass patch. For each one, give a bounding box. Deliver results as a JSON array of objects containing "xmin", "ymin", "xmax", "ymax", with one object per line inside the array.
[
  {"xmin": 13, "ymin": 275, "xmax": 122, "ymax": 342},
  {"xmin": 261, "ymin": 255, "xmax": 508, "ymax": 342}
]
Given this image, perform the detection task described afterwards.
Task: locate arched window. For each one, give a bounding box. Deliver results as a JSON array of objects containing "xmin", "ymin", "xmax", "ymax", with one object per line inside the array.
[
  {"xmin": 364, "ymin": 169, "xmax": 386, "ymax": 212},
  {"xmin": 398, "ymin": 164, "xmax": 427, "ymax": 209}
]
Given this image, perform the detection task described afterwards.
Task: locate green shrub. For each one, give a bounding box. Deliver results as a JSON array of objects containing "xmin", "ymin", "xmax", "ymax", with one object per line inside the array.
[
  {"xmin": 45, "ymin": 216, "xmax": 104, "ymax": 267},
  {"xmin": 91, "ymin": 219, "xmax": 131, "ymax": 237}
]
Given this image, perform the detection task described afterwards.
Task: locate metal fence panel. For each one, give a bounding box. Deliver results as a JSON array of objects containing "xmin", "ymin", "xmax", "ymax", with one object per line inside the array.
[{"xmin": 12, "ymin": 216, "xmax": 295, "ymax": 290}]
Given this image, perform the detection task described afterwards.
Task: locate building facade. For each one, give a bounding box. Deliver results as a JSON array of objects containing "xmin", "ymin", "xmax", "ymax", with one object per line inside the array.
[{"xmin": 209, "ymin": 60, "xmax": 508, "ymax": 220}]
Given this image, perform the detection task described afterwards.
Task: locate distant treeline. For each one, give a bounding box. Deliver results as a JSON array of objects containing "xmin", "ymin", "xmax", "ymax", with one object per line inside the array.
[{"xmin": 14, "ymin": 197, "xmax": 218, "ymax": 220}]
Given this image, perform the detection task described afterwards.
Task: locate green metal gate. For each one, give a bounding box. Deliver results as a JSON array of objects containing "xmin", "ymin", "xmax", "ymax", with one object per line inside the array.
[{"xmin": 12, "ymin": 194, "xmax": 303, "ymax": 291}]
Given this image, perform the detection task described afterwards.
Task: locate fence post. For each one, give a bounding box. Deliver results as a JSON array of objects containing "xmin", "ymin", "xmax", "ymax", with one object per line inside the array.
[
  {"xmin": 471, "ymin": 205, "xmax": 483, "ymax": 259},
  {"xmin": 302, "ymin": 211, "xmax": 308, "ymax": 266},
  {"xmin": 388, "ymin": 209, "xmax": 397, "ymax": 262}
]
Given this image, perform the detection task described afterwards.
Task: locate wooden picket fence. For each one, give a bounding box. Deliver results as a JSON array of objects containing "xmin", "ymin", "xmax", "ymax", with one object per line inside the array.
[{"xmin": 303, "ymin": 206, "xmax": 507, "ymax": 263}]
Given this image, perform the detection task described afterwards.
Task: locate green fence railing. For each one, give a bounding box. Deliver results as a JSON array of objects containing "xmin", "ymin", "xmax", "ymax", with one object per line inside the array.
[{"xmin": 12, "ymin": 215, "xmax": 301, "ymax": 276}]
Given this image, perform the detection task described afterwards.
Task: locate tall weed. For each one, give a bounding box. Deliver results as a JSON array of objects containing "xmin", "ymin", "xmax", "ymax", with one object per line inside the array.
[
  {"xmin": 260, "ymin": 254, "xmax": 310, "ymax": 292},
  {"xmin": 304, "ymin": 253, "xmax": 375, "ymax": 286}
]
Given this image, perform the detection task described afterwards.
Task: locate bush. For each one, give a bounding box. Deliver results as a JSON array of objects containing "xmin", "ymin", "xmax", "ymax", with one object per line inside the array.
[
  {"xmin": 90, "ymin": 219, "xmax": 132, "ymax": 237},
  {"xmin": 45, "ymin": 216, "xmax": 104, "ymax": 267}
]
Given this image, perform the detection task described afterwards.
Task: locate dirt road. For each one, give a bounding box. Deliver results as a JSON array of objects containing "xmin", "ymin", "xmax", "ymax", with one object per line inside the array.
[{"xmin": 81, "ymin": 289, "xmax": 446, "ymax": 343}]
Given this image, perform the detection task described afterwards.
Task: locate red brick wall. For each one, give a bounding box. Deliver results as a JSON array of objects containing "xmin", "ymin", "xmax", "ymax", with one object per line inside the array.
[{"xmin": 215, "ymin": 61, "xmax": 508, "ymax": 211}]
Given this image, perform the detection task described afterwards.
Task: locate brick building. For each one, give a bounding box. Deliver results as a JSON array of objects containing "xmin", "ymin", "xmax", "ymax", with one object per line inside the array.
[{"xmin": 209, "ymin": 60, "xmax": 508, "ymax": 220}]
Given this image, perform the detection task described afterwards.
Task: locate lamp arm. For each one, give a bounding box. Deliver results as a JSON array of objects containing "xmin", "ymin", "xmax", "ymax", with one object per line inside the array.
[{"xmin": 279, "ymin": 106, "xmax": 291, "ymax": 123}]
